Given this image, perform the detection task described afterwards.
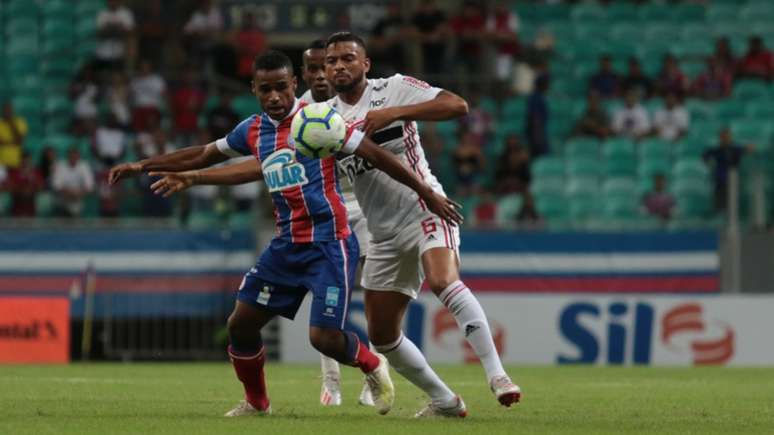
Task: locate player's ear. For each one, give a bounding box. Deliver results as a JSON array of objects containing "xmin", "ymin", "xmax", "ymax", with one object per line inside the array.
[
  {"xmin": 364, "ymin": 57, "xmax": 371, "ymax": 75},
  {"xmin": 250, "ymin": 80, "xmax": 257, "ymax": 95},
  {"xmin": 291, "ymin": 76, "xmax": 298, "ymax": 91}
]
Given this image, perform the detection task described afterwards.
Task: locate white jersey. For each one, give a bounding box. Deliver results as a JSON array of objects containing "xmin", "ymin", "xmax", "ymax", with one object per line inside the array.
[{"xmin": 329, "ymin": 74, "xmax": 446, "ymax": 241}]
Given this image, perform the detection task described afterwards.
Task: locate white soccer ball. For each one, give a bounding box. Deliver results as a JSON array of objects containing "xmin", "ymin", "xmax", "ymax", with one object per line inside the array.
[{"xmin": 290, "ymin": 102, "xmax": 347, "ymax": 159}]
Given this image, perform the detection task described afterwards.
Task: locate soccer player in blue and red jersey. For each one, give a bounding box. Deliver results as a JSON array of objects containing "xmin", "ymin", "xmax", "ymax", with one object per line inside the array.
[{"xmin": 109, "ymin": 50, "xmax": 461, "ymax": 417}]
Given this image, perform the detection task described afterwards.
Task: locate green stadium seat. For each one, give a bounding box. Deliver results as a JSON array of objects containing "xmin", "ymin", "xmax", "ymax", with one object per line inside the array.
[
  {"xmin": 228, "ymin": 212, "xmax": 256, "ymax": 229},
  {"xmin": 602, "ymin": 138, "xmax": 635, "ymax": 160},
  {"xmin": 6, "ymin": 56, "xmax": 39, "ymax": 75},
  {"xmin": 732, "ymin": 81, "xmax": 771, "ymax": 100},
  {"xmin": 605, "ymin": 157, "xmax": 637, "ymax": 177},
  {"xmin": 5, "ymin": 37, "xmax": 39, "ymax": 56},
  {"xmin": 603, "ymin": 196, "xmax": 639, "ymax": 219},
  {"xmin": 47, "ymin": 134, "xmax": 77, "ymax": 154},
  {"xmin": 188, "ymin": 211, "xmax": 220, "ymax": 230},
  {"xmin": 673, "ymin": 41, "xmax": 713, "ymax": 59},
  {"xmin": 495, "ymin": 193, "xmax": 523, "ymax": 226},
  {"xmin": 637, "ymin": 4, "xmax": 671, "ymax": 22},
  {"xmin": 570, "ymin": 4, "xmax": 607, "ymax": 21},
  {"xmin": 10, "ymin": 96, "xmax": 40, "ymax": 119},
  {"xmin": 568, "ymin": 195, "xmax": 597, "ymax": 222},
  {"xmin": 41, "ymin": 38, "xmax": 75, "ymax": 57},
  {"xmin": 501, "ymin": 97, "xmax": 526, "ymax": 120},
  {"xmin": 745, "ymin": 101, "xmax": 774, "ymax": 120},
  {"xmin": 606, "ymin": 4, "xmax": 638, "ymax": 21},
  {"xmin": 43, "ymin": 96, "xmax": 71, "ymax": 117},
  {"xmin": 603, "ymin": 177, "xmax": 637, "ymax": 197},
  {"xmin": 675, "ymin": 140, "xmax": 707, "ymax": 159},
  {"xmin": 0, "ymin": 192, "xmax": 10, "ymax": 216},
  {"xmin": 41, "ymin": 59, "xmax": 75, "ymax": 78},
  {"xmin": 673, "ymin": 158, "xmax": 710, "ymax": 180},
  {"xmin": 685, "ymin": 99, "xmax": 715, "ymax": 121},
  {"xmin": 532, "ymin": 156, "xmax": 564, "ymax": 178},
  {"xmin": 681, "ymin": 24, "xmax": 710, "ymax": 41},
  {"xmin": 566, "ymin": 177, "xmax": 599, "ymax": 197},
  {"xmin": 564, "ymin": 137, "xmax": 600, "ymax": 158},
  {"xmin": 706, "ymin": 4, "xmax": 740, "ymax": 23},
  {"xmin": 671, "ymin": 4, "xmax": 706, "ymax": 22},
  {"xmin": 536, "ymin": 193, "xmax": 569, "ymax": 220},
  {"xmin": 35, "ymin": 192, "xmax": 55, "ymax": 217},
  {"xmin": 639, "ymin": 157, "xmax": 671, "ymax": 178},
  {"xmin": 740, "ymin": 4, "xmax": 774, "ymax": 21},
  {"xmin": 639, "ymin": 138, "xmax": 671, "ymax": 160},
  {"xmin": 567, "ymin": 157, "xmax": 602, "ymax": 178},
  {"xmin": 674, "ymin": 193, "xmax": 712, "ymax": 219},
  {"xmin": 76, "ymin": 17, "xmax": 98, "ymax": 38},
  {"xmin": 75, "ymin": 1, "xmax": 105, "ymax": 17},
  {"xmin": 713, "ymin": 101, "xmax": 747, "ymax": 122},
  {"xmin": 232, "ymin": 94, "xmax": 260, "ymax": 119},
  {"xmin": 644, "ymin": 24, "xmax": 681, "ymax": 43},
  {"xmin": 531, "ymin": 178, "xmax": 565, "ymax": 197},
  {"xmin": 4, "ymin": 0, "xmax": 39, "ymax": 18},
  {"xmin": 610, "ymin": 25, "xmax": 640, "ymax": 42},
  {"xmin": 730, "ymin": 119, "xmax": 773, "ymax": 144},
  {"xmin": 41, "ymin": 0, "xmax": 73, "ymax": 18},
  {"xmin": 75, "ymin": 39, "xmax": 98, "ymax": 59},
  {"xmin": 672, "ymin": 177, "xmax": 712, "ymax": 197}
]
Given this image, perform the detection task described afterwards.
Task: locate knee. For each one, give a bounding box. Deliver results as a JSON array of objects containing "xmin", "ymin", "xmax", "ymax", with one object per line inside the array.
[
  {"xmin": 309, "ymin": 327, "xmax": 339, "ymax": 355},
  {"xmin": 425, "ymin": 272, "xmax": 458, "ymax": 294},
  {"xmin": 367, "ymin": 322, "xmax": 401, "ymax": 347}
]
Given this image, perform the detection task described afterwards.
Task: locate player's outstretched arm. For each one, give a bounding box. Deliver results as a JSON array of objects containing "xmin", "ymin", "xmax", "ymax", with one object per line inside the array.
[
  {"xmin": 108, "ymin": 143, "xmax": 229, "ymax": 185},
  {"xmin": 363, "ymin": 90, "xmax": 468, "ymax": 136},
  {"xmin": 354, "ymin": 137, "xmax": 463, "ymax": 225},
  {"xmin": 149, "ymin": 159, "xmax": 263, "ymax": 198}
]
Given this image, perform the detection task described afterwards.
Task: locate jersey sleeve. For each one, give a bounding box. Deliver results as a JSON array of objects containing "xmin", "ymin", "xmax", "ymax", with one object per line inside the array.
[
  {"xmin": 340, "ymin": 126, "xmax": 365, "ymax": 155},
  {"xmin": 387, "ymin": 73, "xmax": 443, "ymax": 106},
  {"xmin": 215, "ymin": 116, "xmax": 255, "ymax": 158}
]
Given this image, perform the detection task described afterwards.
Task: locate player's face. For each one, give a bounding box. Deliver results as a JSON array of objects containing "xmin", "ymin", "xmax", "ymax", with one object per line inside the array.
[
  {"xmin": 325, "ymin": 42, "xmax": 370, "ymax": 93},
  {"xmin": 302, "ymin": 48, "xmax": 333, "ymax": 101},
  {"xmin": 252, "ymin": 67, "xmax": 298, "ymax": 121}
]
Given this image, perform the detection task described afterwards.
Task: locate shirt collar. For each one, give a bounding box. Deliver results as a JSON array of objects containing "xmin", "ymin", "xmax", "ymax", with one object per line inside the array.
[{"xmin": 263, "ymin": 98, "xmax": 300, "ymax": 127}]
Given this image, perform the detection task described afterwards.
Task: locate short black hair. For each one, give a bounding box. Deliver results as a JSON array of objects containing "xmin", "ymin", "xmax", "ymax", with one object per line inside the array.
[
  {"xmin": 307, "ymin": 39, "xmax": 326, "ymax": 51},
  {"xmin": 326, "ymin": 32, "xmax": 367, "ymax": 52},
  {"xmin": 253, "ymin": 50, "xmax": 294, "ymax": 74}
]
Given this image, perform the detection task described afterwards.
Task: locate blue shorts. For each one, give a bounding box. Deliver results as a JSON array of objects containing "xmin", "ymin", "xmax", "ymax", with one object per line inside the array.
[{"xmin": 236, "ymin": 234, "xmax": 359, "ymax": 330}]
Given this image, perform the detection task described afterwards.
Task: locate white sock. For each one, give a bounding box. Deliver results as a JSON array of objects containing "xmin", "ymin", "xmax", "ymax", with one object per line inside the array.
[
  {"xmin": 439, "ymin": 280, "xmax": 507, "ymax": 382},
  {"xmin": 320, "ymin": 354, "xmax": 340, "ymax": 378},
  {"xmin": 374, "ymin": 334, "xmax": 456, "ymax": 406}
]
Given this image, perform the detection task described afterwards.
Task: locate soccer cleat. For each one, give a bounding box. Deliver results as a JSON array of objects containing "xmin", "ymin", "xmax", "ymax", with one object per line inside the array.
[
  {"xmin": 490, "ymin": 375, "xmax": 521, "ymax": 407},
  {"xmin": 224, "ymin": 400, "xmax": 271, "ymax": 417},
  {"xmin": 364, "ymin": 354, "xmax": 395, "ymax": 415},
  {"xmin": 358, "ymin": 378, "xmax": 375, "ymax": 406},
  {"xmin": 414, "ymin": 395, "xmax": 468, "ymax": 418},
  {"xmin": 320, "ymin": 374, "xmax": 343, "ymax": 406}
]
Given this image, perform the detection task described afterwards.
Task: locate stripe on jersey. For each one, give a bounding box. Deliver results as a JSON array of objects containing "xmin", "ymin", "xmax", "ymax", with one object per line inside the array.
[
  {"xmin": 275, "ymin": 117, "xmax": 314, "ymax": 243},
  {"xmin": 403, "ymin": 121, "xmax": 427, "ymax": 211},
  {"xmin": 372, "ymin": 125, "xmax": 403, "ymax": 144},
  {"xmin": 321, "ymin": 156, "xmax": 349, "ymax": 240},
  {"xmin": 247, "ymin": 117, "xmax": 260, "ymax": 155},
  {"xmin": 339, "ymin": 237, "xmax": 350, "ymax": 329}
]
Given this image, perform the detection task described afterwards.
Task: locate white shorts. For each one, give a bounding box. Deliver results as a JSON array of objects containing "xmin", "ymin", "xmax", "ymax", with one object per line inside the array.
[
  {"xmin": 349, "ymin": 211, "xmax": 370, "ymax": 258},
  {"xmin": 361, "ymin": 211, "xmax": 460, "ymax": 299}
]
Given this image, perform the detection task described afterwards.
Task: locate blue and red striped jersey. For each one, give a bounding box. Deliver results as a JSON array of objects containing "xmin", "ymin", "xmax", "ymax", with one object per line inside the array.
[{"xmin": 216, "ymin": 100, "xmax": 350, "ymax": 243}]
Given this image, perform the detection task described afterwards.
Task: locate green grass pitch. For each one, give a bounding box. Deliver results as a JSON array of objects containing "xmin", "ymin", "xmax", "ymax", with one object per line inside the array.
[{"xmin": 1, "ymin": 363, "xmax": 773, "ymax": 434}]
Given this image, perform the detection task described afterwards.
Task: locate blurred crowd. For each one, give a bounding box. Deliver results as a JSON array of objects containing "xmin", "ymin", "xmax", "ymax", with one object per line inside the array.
[{"xmin": 0, "ymin": 0, "xmax": 769, "ymax": 228}]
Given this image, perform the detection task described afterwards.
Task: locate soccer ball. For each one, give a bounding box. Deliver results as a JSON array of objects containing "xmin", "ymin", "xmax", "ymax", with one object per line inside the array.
[{"xmin": 290, "ymin": 102, "xmax": 347, "ymax": 159}]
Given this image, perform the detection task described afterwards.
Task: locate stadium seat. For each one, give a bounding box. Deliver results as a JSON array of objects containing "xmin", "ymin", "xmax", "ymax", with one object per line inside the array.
[
  {"xmin": 531, "ymin": 178, "xmax": 565, "ymax": 197},
  {"xmin": 673, "ymin": 193, "xmax": 712, "ymax": 219},
  {"xmin": 567, "ymin": 157, "xmax": 602, "ymax": 179},
  {"xmin": 501, "ymin": 97, "xmax": 527, "ymax": 120},
  {"xmin": 566, "ymin": 177, "xmax": 599, "ymax": 197},
  {"xmin": 732, "ymin": 81, "xmax": 771, "ymax": 100},
  {"xmin": 671, "ymin": 4, "xmax": 706, "ymax": 22},
  {"xmin": 35, "ymin": 192, "xmax": 55, "ymax": 217},
  {"xmin": 637, "ymin": 5, "xmax": 671, "ymax": 22},
  {"xmin": 564, "ymin": 137, "xmax": 600, "ymax": 158},
  {"xmin": 0, "ymin": 192, "xmax": 10, "ymax": 216},
  {"xmin": 639, "ymin": 138, "xmax": 671, "ymax": 160},
  {"xmin": 602, "ymin": 138, "xmax": 635, "ymax": 160},
  {"xmin": 740, "ymin": 3, "xmax": 774, "ymax": 22},
  {"xmin": 536, "ymin": 193, "xmax": 569, "ymax": 220},
  {"xmin": 610, "ymin": 25, "xmax": 640, "ymax": 42},
  {"xmin": 681, "ymin": 24, "xmax": 710, "ymax": 42},
  {"xmin": 644, "ymin": 24, "xmax": 681, "ymax": 43},
  {"xmin": 639, "ymin": 157, "xmax": 671, "ymax": 179},
  {"xmin": 43, "ymin": 96, "xmax": 71, "ymax": 117},
  {"xmin": 3, "ymin": 0, "xmax": 39, "ymax": 18},
  {"xmin": 5, "ymin": 37, "xmax": 39, "ymax": 56},
  {"xmin": 675, "ymin": 140, "xmax": 707, "ymax": 159},
  {"xmin": 673, "ymin": 158, "xmax": 710, "ymax": 180},
  {"xmin": 706, "ymin": 4, "xmax": 741, "ymax": 22},
  {"xmin": 232, "ymin": 94, "xmax": 260, "ymax": 119},
  {"xmin": 495, "ymin": 193, "xmax": 523, "ymax": 226},
  {"xmin": 568, "ymin": 195, "xmax": 597, "ymax": 222},
  {"xmin": 228, "ymin": 212, "xmax": 256, "ymax": 229},
  {"xmin": 532, "ymin": 156, "xmax": 565, "ymax": 178},
  {"xmin": 603, "ymin": 177, "xmax": 638, "ymax": 198},
  {"xmin": 685, "ymin": 99, "xmax": 716, "ymax": 122},
  {"xmin": 606, "ymin": 4, "xmax": 638, "ymax": 21},
  {"xmin": 745, "ymin": 101, "xmax": 774, "ymax": 120},
  {"xmin": 41, "ymin": 0, "xmax": 72, "ymax": 18},
  {"xmin": 713, "ymin": 101, "xmax": 747, "ymax": 123},
  {"xmin": 76, "ymin": 18, "xmax": 98, "ymax": 39},
  {"xmin": 602, "ymin": 196, "xmax": 639, "ymax": 219},
  {"xmin": 730, "ymin": 119, "xmax": 773, "ymax": 144}
]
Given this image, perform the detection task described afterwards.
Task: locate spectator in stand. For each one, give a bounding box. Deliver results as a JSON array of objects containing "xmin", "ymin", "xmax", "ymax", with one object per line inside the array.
[
  {"xmin": 234, "ymin": 11, "xmax": 267, "ymax": 81},
  {"xmin": 230, "ymin": 157, "xmax": 262, "ymax": 213},
  {"xmin": 411, "ymin": 0, "xmax": 448, "ymax": 78},
  {"xmin": 38, "ymin": 147, "xmax": 57, "ymax": 190},
  {"xmin": 589, "ymin": 55, "xmax": 620, "ymax": 99},
  {"xmin": 486, "ymin": 2, "xmax": 520, "ymax": 86},
  {"xmin": 135, "ymin": 112, "xmax": 174, "ymax": 160},
  {"xmin": 473, "ymin": 192, "xmax": 497, "ymax": 227},
  {"xmin": 621, "ymin": 57, "xmax": 654, "ymax": 99},
  {"xmin": 7, "ymin": 152, "xmax": 43, "ymax": 217},
  {"xmin": 106, "ymin": 72, "xmax": 131, "ymax": 128},
  {"xmin": 183, "ymin": 0, "xmax": 224, "ymax": 67},
  {"xmin": 517, "ymin": 193, "xmax": 541, "ymax": 225},
  {"xmin": 691, "ymin": 56, "xmax": 733, "ymax": 100},
  {"xmin": 652, "ymin": 92, "xmax": 690, "ymax": 142},
  {"xmin": 494, "ymin": 134, "xmax": 531, "ymax": 194},
  {"xmin": 713, "ymin": 37, "xmax": 736, "ymax": 76},
  {"xmin": 526, "ymin": 74, "xmax": 551, "ymax": 156},
  {"xmin": 93, "ymin": 114, "xmax": 128, "ymax": 168},
  {"xmin": 0, "ymin": 102, "xmax": 27, "ymax": 169},
  {"xmin": 450, "ymin": 1, "xmax": 487, "ymax": 77},
  {"xmin": 703, "ymin": 128, "xmax": 754, "ymax": 211},
  {"xmin": 368, "ymin": 3, "xmax": 407, "ymax": 77},
  {"xmin": 170, "ymin": 70, "xmax": 206, "ymax": 146},
  {"xmin": 130, "ymin": 59, "xmax": 167, "ymax": 131},
  {"xmin": 737, "ymin": 36, "xmax": 774, "ymax": 81},
  {"xmin": 573, "ymin": 91, "xmax": 611, "ymax": 139},
  {"xmin": 656, "ymin": 54, "xmax": 688, "ymax": 98},
  {"xmin": 642, "ymin": 173, "xmax": 675, "ymax": 222},
  {"xmin": 52, "ymin": 147, "xmax": 95, "ymax": 217},
  {"xmin": 452, "ymin": 131, "xmax": 486, "ymax": 196},
  {"xmin": 94, "ymin": 0, "xmax": 135, "ymax": 73},
  {"xmin": 135, "ymin": 0, "xmax": 165, "ymax": 67},
  {"xmin": 612, "ymin": 90, "xmax": 651, "ymax": 140},
  {"xmin": 71, "ymin": 65, "xmax": 99, "ymax": 136},
  {"xmin": 460, "ymin": 90, "xmax": 493, "ymax": 147},
  {"xmin": 207, "ymin": 93, "xmax": 240, "ymax": 140}
]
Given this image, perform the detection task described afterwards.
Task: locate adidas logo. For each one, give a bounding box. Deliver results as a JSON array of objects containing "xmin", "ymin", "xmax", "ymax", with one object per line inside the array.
[
  {"xmin": 465, "ymin": 324, "xmax": 480, "ymax": 337},
  {"xmin": 428, "ymin": 234, "xmax": 436, "ymax": 241}
]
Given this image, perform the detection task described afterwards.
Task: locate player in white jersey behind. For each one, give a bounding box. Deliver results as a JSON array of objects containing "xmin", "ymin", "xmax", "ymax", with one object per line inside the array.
[
  {"xmin": 299, "ymin": 39, "xmax": 375, "ymax": 408},
  {"xmin": 324, "ymin": 32, "xmax": 521, "ymax": 416}
]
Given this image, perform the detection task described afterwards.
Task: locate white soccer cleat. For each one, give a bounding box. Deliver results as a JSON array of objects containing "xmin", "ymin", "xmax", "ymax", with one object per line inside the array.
[
  {"xmin": 224, "ymin": 400, "xmax": 271, "ymax": 417},
  {"xmin": 358, "ymin": 378, "xmax": 375, "ymax": 406},
  {"xmin": 320, "ymin": 374, "xmax": 343, "ymax": 406},
  {"xmin": 364, "ymin": 354, "xmax": 395, "ymax": 415},
  {"xmin": 490, "ymin": 375, "xmax": 521, "ymax": 407},
  {"xmin": 414, "ymin": 395, "xmax": 468, "ymax": 418}
]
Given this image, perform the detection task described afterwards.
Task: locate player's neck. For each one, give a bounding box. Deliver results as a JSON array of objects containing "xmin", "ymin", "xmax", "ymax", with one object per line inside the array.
[{"xmin": 339, "ymin": 79, "xmax": 367, "ymax": 106}]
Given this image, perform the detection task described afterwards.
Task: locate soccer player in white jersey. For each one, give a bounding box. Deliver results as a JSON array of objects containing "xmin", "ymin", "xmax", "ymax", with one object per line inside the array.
[
  {"xmin": 324, "ymin": 32, "xmax": 521, "ymax": 415},
  {"xmin": 300, "ymin": 39, "xmax": 374, "ymax": 408}
]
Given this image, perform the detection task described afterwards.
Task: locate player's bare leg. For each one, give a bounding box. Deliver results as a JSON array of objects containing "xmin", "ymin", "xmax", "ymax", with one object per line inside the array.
[
  {"xmin": 364, "ymin": 290, "xmax": 465, "ymax": 417},
  {"xmin": 423, "ymin": 247, "xmax": 521, "ymax": 407},
  {"xmin": 225, "ymin": 301, "xmax": 275, "ymax": 416},
  {"xmin": 308, "ymin": 326, "xmax": 394, "ymax": 414}
]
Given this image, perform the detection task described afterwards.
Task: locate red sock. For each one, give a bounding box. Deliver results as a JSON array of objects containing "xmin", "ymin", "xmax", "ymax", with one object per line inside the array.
[
  {"xmin": 228, "ymin": 345, "xmax": 269, "ymax": 410},
  {"xmin": 355, "ymin": 342, "xmax": 380, "ymax": 374}
]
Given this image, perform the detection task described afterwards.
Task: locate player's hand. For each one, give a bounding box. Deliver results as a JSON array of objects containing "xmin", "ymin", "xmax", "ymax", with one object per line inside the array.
[
  {"xmin": 148, "ymin": 171, "xmax": 196, "ymax": 197},
  {"xmin": 363, "ymin": 108, "xmax": 399, "ymax": 137},
  {"xmin": 423, "ymin": 191, "xmax": 464, "ymax": 226},
  {"xmin": 108, "ymin": 162, "xmax": 143, "ymax": 185}
]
